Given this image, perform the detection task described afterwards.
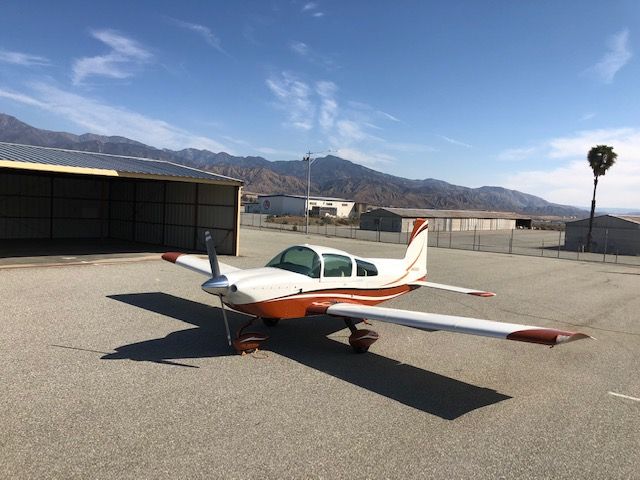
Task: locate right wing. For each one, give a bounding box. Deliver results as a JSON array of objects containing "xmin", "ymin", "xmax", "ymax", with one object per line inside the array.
[
  {"xmin": 323, "ymin": 302, "xmax": 591, "ymax": 346},
  {"xmin": 161, "ymin": 252, "xmax": 240, "ymax": 277}
]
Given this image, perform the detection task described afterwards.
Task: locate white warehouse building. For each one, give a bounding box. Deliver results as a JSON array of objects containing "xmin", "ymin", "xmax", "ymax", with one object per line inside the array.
[{"xmin": 252, "ymin": 194, "xmax": 355, "ymax": 218}]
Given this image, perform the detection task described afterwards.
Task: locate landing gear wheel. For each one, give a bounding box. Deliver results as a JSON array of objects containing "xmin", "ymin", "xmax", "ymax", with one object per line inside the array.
[{"xmin": 262, "ymin": 318, "xmax": 280, "ymax": 327}]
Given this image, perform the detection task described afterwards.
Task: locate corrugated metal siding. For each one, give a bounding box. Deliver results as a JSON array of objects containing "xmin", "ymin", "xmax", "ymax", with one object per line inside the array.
[
  {"xmin": 565, "ymin": 224, "xmax": 640, "ymax": 255},
  {"xmin": 0, "ymin": 170, "xmax": 239, "ymax": 254}
]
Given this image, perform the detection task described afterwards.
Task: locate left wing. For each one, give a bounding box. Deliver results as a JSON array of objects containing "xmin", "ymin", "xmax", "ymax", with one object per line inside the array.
[
  {"xmin": 161, "ymin": 252, "xmax": 239, "ymax": 277},
  {"xmin": 324, "ymin": 302, "xmax": 591, "ymax": 346}
]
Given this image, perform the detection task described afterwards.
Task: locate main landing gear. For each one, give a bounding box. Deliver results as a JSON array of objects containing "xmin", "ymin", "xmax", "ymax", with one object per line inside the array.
[{"xmin": 344, "ymin": 317, "xmax": 379, "ymax": 353}]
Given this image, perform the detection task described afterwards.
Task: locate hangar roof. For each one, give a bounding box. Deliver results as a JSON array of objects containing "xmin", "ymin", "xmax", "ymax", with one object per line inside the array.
[
  {"xmin": 363, "ymin": 207, "xmax": 530, "ymax": 220},
  {"xmin": 0, "ymin": 142, "xmax": 243, "ymax": 186},
  {"xmin": 258, "ymin": 193, "xmax": 351, "ymax": 202},
  {"xmin": 566, "ymin": 214, "xmax": 640, "ymax": 226}
]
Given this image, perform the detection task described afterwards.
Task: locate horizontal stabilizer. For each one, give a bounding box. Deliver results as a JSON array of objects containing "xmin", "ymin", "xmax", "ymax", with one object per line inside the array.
[
  {"xmin": 161, "ymin": 252, "xmax": 239, "ymax": 277},
  {"xmin": 326, "ymin": 303, "xmax": 591, "ymax": 346},
  {"xmin": 410, "ymin": 280, "xmax": 495, "ymax": 297}
]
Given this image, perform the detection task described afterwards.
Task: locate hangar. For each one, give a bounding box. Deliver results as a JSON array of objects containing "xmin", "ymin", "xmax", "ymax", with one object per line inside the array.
[
  {"xmin": 248, "ymin": 194, "xmax": 355, "ymax": 218},
  {"xmin": 565, "ymin": 214, "xmax": 640, "ymax": 255},
  {"xmin": 0, "ymin": 142, "xmax": 243, "ymax": 255},
  {"xmin": 360, "ymin": 207, "xmax": 532, "ymax": 232}
]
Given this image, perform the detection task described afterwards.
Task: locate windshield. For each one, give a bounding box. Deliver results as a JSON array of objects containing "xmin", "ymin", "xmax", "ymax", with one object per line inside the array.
[{"xmin": 266, "ymin": 246, "xmax": 321, "ymax": 278}]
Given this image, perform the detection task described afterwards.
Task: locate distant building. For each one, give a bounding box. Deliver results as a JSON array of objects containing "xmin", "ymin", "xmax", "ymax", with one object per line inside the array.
[
  {"xmin": 360, "ymin": 207, "xmax": 532, "ymax": 232},
  {"xmin": 250, "ymin": 194, "xmax": 355, "ymax": 218},
  {"xmin": 565, "ymin": 215, "xmax": 640, "ymax": 255}
]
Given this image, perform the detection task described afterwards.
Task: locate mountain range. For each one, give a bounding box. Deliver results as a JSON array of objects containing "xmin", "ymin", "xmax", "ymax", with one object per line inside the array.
[{"xmin": 0, "ymin": 113, "xmax": 586, "ymax": 217}]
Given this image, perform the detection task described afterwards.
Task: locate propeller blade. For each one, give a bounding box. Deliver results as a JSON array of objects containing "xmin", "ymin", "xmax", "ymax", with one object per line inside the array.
[{"xmin": 204, "ymin": 230, "xmax": 221, "ymax": 278}]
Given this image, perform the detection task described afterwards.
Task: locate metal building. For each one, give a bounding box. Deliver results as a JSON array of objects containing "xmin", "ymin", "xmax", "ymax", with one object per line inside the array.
[
  {"xmin": 565, "ymin": 214, "xmax": 640, "ymax": 255},
  {"xmin": 248, "ymin": 194, "xmax": 355, "ymax": 218},
  {"xmin": 360, "ymin": 207, "xmax": 532, "ymax": 232},
  {"xmin": 0, "ymin": 142, "xmax": 243, "ymax": 255}
]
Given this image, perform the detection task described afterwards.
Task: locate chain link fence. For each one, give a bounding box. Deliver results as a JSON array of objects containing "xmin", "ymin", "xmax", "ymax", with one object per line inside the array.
[{"xmin": 240, "ymin": 213, "xmax": 640, "ymax": 266}]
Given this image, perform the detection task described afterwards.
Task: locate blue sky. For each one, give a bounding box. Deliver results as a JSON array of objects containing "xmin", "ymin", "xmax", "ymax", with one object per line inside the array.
[{"xmin": 1, "ymin": 0, "xmax": 638, "ymax": 208}]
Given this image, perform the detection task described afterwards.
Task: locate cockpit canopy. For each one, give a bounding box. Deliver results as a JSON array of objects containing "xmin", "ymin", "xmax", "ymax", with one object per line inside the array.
[
  {"xmin": 266, "ymin": 245, "xmax": 378, "ymax": 279},
  {"xmin": 266, "ymin": 246, "xmax": 321, "ymax": 278}
]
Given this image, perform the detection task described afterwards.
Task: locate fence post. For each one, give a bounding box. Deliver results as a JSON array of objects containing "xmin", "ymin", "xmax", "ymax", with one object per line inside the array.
[
  {"xmin": 509, "ymin": 228, "xmax": 514, "ymax": 254},
  {"xmin": 449, "ymin": 230, "xmax": 452, "ymax": 248},
  {"xmin": 478, "ymin": 233, "xmax": 481, "ymax": 251},
  {"xmin": 541, "ymin": 240, "xmax": 544, "ymax": 256},
  {"xmin": 557, "ymin": 231, "xmax": 561, "ymax": 258},
  {"xmin": 615, "ymin": 249, "xmax": 618, "ymax": 263},
  {"xmin": 473, "ymin": 226, "xmax": 477, "ymax": 251},
  {"xmin": 436, "ymin": 228, "xmax": 440, "ymax": 247},
  {"xmin": 603, "ymin": 229, "xmax": 608, "ymax": 262}
]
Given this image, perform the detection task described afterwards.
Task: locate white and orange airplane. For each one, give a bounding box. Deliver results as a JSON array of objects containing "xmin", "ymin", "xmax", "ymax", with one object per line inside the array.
[{"xmin": 162, "ymin": 219, "xmax": 590, "ymax": 354}]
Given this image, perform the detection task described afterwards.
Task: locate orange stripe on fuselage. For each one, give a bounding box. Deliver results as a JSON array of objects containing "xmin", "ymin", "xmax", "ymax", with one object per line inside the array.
[{"xmin": 226, "ymin": 285, "xmax": 416, "ymax": 319}]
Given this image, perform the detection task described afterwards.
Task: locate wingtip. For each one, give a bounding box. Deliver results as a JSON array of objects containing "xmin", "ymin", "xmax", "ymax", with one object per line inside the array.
[
  {"xmin": 507, "ymin": 328, "xmax": 593, "ymax": 346},
  {"xmin": 468, "ymin": 291, "xmax": 496, "ymax": 297},
  {"xmin": 161, "ymin": 252, "xmax": 183, "ymax": 263}
]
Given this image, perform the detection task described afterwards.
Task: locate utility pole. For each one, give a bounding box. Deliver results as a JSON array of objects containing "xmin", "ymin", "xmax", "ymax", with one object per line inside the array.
[
  {"xmin": 303, "ymin": 149, "xmax": 332, "ymax": 235},
  {"xmin": 304, "ymin": 151, "xmax": 313, "ymax": 235}
]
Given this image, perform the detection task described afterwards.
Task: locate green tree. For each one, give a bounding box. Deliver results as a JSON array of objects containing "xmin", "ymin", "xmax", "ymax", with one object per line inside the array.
[{"xmin": 586, "ymin": 145, "xmax": 617, "ymax": 252}]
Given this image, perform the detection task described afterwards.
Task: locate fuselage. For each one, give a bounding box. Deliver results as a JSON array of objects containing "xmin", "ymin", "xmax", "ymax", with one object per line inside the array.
[{"xmin": 219, "ymin": 244, "xmax": 424, "ymax": 319}]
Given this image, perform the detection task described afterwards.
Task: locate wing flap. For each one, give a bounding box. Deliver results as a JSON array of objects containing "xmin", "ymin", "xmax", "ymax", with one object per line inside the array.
[
  {"xmin": 325, "ymin": 303, "xmax": 590, "ymax": 346},
  {"xmin": 161, "ymin": 252, "xmax": 239, "ymax": 277},
  {"xmin": 410, "ymin": 280, "xmax": 495, "ymax": 297}
]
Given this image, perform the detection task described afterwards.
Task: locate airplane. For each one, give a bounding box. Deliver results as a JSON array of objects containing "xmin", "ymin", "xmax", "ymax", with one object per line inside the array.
[{"xmin": 161, "ymin": 219, "xmax": 591, "ymax": 354}]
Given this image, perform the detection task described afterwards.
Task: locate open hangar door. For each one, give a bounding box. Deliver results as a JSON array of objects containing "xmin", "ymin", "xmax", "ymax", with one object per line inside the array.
[{"xmin": 0, "ymin": 170, "xmax": 241, "ymax": 255}]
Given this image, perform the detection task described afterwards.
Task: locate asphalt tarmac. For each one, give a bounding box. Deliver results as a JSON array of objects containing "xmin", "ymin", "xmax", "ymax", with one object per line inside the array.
[{"xmin": 1, "ymin": 228, "xmax": 639, "ymax": 479}]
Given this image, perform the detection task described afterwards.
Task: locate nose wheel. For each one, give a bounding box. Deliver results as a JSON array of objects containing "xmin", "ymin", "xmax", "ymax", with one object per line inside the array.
[{"xmin": 344, "ymin": 318, "xmax": 379, "ymax": 353}]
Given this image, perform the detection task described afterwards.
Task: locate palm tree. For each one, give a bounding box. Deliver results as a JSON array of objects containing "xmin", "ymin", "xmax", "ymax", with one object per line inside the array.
[{"xmin": 586, "ymin": 145, "xmax": 617, "ymax": 252}]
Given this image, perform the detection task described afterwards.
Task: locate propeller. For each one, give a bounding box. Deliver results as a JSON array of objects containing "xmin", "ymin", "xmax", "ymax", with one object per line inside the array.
[
  {"xmin": 200, "ymin": 231, "xmax": 232, "ymax": 347},
  {"xmin": 201, "ymin": 231, "xmax": 229, "ymax": 295}
]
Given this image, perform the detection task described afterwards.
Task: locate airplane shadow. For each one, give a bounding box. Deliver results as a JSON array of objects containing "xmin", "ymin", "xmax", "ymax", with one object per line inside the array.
[{"xmin": 104, "ymin": 292, "xmax": 511, "ymax": 419}]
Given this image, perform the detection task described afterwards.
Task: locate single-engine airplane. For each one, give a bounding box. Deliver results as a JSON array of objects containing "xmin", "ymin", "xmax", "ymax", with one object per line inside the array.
[{"xmin": 162, "ymin": 219, "xmax": 591, "ymax": 354}]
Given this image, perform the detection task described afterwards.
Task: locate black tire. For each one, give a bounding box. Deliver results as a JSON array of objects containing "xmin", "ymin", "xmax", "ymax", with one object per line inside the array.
[
  {"xmin": 263, "ymin": 318, "xmax": 280, "ymax": 327},
  {"xmin": 352, "ymin": 345, "xmax": 369, "ymax": 354}
]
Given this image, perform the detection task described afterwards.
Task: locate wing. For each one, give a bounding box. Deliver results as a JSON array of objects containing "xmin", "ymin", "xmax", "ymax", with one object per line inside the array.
[
  {"xmin": 410, "ymin": 280, "xmax": 495, "ymax": 297},
  {"xmin": 323, "ymin": 302, "xmax": 591, "ymax": 346},
  {"xmin": 161, "ymin": 252, "xmax": 240, "ymax": 277}
]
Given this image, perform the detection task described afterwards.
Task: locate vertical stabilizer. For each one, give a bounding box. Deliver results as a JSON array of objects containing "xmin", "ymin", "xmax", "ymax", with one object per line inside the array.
[{"xmin": 403, "ymin": 219, "xmax": 428, "ymax": 280}]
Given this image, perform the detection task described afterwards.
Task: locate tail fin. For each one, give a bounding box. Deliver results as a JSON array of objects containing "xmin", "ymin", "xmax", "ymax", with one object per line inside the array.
[{"xmin": 404, "ymin": 219, "xmax": 428, "ymax": 280}]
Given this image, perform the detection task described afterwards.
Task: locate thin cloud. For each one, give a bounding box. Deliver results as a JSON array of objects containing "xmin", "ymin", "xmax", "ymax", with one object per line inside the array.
[
  {"xmin": 72, "ymin": 29, "xmax": 152, "ymax": 85},
  {"xmin": 589, "ymin": 28, "xmax": 632, "ymax": 83},
  {"xmin": 316, "ymin": 80, "xmax": 338, "ymax": 131},
  {"xmin": 265, "ymin": 73, "xmax": 430, "ymax": 167},
  {"xmin": 580, "ymin": 112, "xmax": 596, "ymax": 121},
  {"xmin": 266, "ymin": 72, "xmax": 315, "ymax": 130},
  {"xmin": 505, "ymin": 127, "xmax": 640, "ymax": 208},
  {"xmin": 301, "ymin": 2, "xmax": 324, "ymax": 17},
  {"xmin": 0, "ymin": 49, "xmax": 50, "ymax": 67},
  {"xmin": 289, "ymin": 40, "xmax": 337, "ymax": 70},
  {"xmin": 497, "ymin": 146, "xmax": 538, "ymax": 161},
  {"xmin": 0, "ymin": 82, "xmax": 232, "ymax": 153},
  {"xmin": 168, "ymin": 18, "xmax": 228, "ymax": 56},
  {"xmin": 290, "ymin": 41, "xmax": 309, "ymax": 56},
  {"xmin": 438, "ymin": 134, "xmax": 472, "ymax": 148},
  {"xmin": 335, "ymin": 147, "xmax": 395, "ymax": 168}
]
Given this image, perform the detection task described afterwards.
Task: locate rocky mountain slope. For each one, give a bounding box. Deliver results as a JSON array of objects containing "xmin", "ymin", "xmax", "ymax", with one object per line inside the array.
[{"xmin": 0, "ymin": 113, "xmax": 585, "ymax": 216}]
